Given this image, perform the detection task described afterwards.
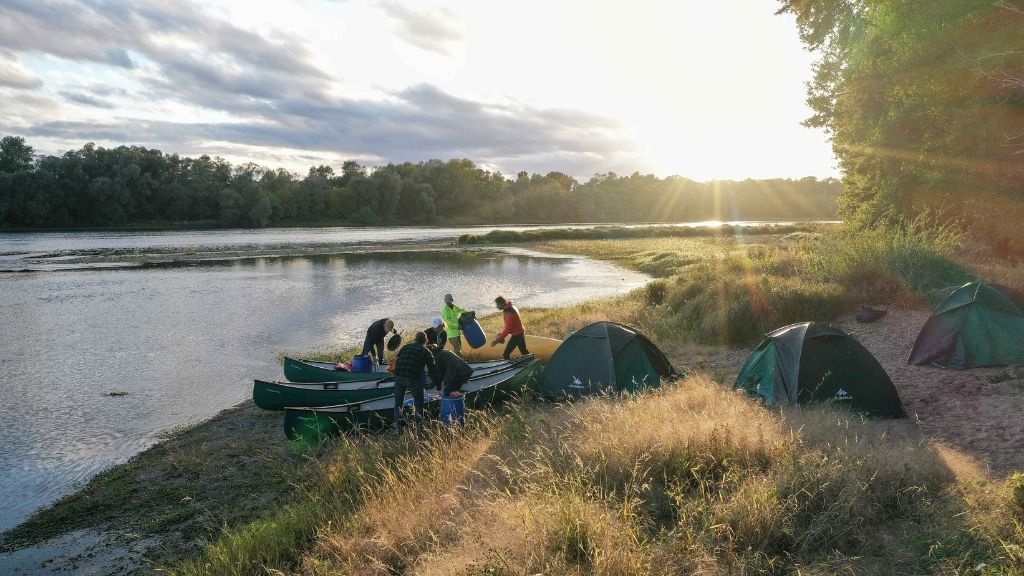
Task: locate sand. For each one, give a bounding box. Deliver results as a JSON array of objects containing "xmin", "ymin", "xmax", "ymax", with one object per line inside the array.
[{"xmin": 835, "ymin": 309, "xmax": 1024, "ymax": 476}]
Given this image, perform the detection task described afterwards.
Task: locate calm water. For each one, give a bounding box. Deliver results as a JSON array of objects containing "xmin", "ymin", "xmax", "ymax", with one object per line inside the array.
[{"xmin": 0, "ymin": 242, "xmax": 648, "ymax": 531}]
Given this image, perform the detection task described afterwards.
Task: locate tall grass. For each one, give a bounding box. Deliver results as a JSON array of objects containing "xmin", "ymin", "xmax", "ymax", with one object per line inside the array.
[
  {"xmin": 802, "ymin": 214, "xmax": 970, "ymax": 304},
  {"xmin": 174, "ymin": 377, "xmax": 1024, "ymax": 575}
]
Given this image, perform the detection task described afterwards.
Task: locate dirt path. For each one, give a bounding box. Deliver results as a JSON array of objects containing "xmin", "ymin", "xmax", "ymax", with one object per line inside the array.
[{"xmin": 835, "ymin": 309, "xmax": 1024, "ymax": 476}]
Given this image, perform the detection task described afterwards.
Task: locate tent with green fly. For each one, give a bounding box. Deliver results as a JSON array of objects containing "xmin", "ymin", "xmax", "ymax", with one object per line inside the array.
[
  {"xmin": 537, "ymin": 322, "xmax": 674, "ymax": 397},
  {"xmin": 909, "ymin": 281, "xmax": 1024, "ymax": 369},
  {"xmin": 734, "ymin": 322, "xmax": 905, "ymax": 417}
]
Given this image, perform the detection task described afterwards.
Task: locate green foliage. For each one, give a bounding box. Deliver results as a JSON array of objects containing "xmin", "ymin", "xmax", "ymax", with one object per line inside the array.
[
  {"xmin": 779, "ymin": 0, "xmax": 1024, "ymax": 245},
  {"xmin": 0, "ymin": 137, "xmax": 841, "ymax": 229},
  {"xmin": 0, "ymin": 135, "xmax": 34, "ymax": 173},
  {"xmin": 802, "ymin": 214, "xmax": 969, "ymax": 302}
]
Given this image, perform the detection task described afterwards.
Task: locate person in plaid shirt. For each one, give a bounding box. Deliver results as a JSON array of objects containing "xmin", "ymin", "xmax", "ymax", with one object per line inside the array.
[{"xmin": 393, "ymin": 331, "xmax": 435, "ymax": 433}]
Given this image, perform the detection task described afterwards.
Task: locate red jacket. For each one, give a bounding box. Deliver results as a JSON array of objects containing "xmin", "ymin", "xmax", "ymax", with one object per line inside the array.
[{"xmin": 496, "ymin": 301, "xmax": 525, "ymax": 342}]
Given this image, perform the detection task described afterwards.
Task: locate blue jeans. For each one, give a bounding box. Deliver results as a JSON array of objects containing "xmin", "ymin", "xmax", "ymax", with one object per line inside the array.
[
  {"xmin": 361, "ymin": 335, "xmax": 384, "ymax": 363},
  {"xmin": 393, "ymin": 374, "xmax": 425, "ymax": 431}
]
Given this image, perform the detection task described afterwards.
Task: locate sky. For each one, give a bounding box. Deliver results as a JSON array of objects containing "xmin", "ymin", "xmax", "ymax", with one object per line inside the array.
[{"xmin": 0, "ymin": 0, "xmax": 839, "ymax": 181}]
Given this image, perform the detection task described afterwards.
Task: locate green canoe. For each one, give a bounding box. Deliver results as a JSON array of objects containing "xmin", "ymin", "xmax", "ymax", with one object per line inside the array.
[
  {"xmin": 284, "ymin": 358, "xmax": 542, "ymax": 441},
  {"xmin": 282, "ymin": 356, "xmax": 511, "ymax": 383},
  {"xmin": 255, "ymin": 356, "xmax": 534, "ymax": 410},
  {"xmin": 282, "ymin": 357, "xmax": 386, "ymax": 383}
]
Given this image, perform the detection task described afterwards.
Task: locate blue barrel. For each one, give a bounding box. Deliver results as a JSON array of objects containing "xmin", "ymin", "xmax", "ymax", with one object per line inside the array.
[
  {"xmin": 460, "ymin": 318, "xmax": 486, "ymax": 349},
  {"xmin": 351, "ymin": 355, "xmax": 372, "ymax": 373},
  {"xmin": 440, "ymin": 395, "xmax": 466, "ymax": 427}
]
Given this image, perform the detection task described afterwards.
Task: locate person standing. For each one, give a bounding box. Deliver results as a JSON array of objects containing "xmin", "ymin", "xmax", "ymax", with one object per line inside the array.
[
  {"xmin": 424, "ymin": 318, "xmax": 448, "ymax": 349},
  {"xmin": 362, "ymin": 318, "xmax": 397, "ymax": 364},
  {"xmin": 491, "ymin": 295, "xmax": 530, "ymax": 360},
  {"xmin": 428, "ymin": 346, "xmax": 474, "ymax": 397},
  {"xmin": 440, "ymin": 293, "xmax": 466, "ymax": 355},
  {"xmin": 392, "ymin": 332, "xmax": 435, "ymax": 434}
]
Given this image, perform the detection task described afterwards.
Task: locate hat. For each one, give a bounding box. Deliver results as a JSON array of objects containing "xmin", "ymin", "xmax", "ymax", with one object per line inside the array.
[
  {"xmin": 444, "ymin": 293, "xmax": 454, "ymax": 303},
  {"xmin": 384, "ymin": 319, "xmax": 395, "ymax": 332},
  {"xmin": 431, "ymin": 317, "xmax": 443, "ymax": 329}
]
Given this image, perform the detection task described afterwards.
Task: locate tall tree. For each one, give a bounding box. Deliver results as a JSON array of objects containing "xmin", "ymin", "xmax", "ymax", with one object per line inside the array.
[{"xmin": 0, "ymin": 136, "xmax": 34, "ymax": 173}]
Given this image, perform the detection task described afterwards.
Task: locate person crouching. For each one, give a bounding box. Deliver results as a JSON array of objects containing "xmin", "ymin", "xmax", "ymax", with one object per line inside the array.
[
  {"xmin": 428, "ymin": 345, "xmax": 474, "ymax": 398},
  {"xmin": 393, "ymin": 331, "xmax": 435, "ymax": 434}
]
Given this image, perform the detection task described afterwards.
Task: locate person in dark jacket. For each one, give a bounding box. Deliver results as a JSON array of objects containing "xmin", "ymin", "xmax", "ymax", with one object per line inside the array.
[
  {"xmin": 491, "ymin": 295, "xmax": 529, "ymax": 360},
  {"xmin": 424, "ymin": 318, "xmax": 448, "ymax": 349},
  {"xmin": 362, "ymin": 318, "xmax": 397, "ymax": 364},
  {"xmin": 393, "ymin": 331, "xmax": 435, "ymax": 433},
  {"xmin": 428, "ymin": 346, "xmax": 474, "ymax": 397}
]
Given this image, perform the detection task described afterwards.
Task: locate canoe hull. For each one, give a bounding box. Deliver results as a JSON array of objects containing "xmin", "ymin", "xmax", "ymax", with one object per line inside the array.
[
  {"xmin": 254, "ymin": 379, "xmax": 394, "ymax": 410},
  {"xmin": 284, "ymin": 360, "xmax": 542, "ymax": 440},
  {"xmin": 460, "ymin": 335, "xmax": 561, "ymax": 363},
  {"xmin": 257, "ymin": 357, "xmax": 534, "ymax": 410},
  {"xmin": 283, "ymin": 357, "xmax": 386, "ymax": 383}
]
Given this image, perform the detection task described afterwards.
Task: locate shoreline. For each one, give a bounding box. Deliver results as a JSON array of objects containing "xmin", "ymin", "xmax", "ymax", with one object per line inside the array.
[{"xmin": 0, "ymin": 236, "xmax": 666, "ymax": 572}]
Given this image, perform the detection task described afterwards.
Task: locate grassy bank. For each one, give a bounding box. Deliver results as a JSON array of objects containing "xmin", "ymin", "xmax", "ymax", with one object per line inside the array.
[{"xmin": 0, "ymin": 403, "xmax": 315, "ymax": 569}]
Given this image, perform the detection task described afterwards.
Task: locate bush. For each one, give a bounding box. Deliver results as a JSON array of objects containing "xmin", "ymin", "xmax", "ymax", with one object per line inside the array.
[
  {"xmin": 802, "ymin": 215, "xmax": 969, "ymax": 303},
  {"xmin": 659, "ymin": 259, "xmax": 845, "ymax": 345}
]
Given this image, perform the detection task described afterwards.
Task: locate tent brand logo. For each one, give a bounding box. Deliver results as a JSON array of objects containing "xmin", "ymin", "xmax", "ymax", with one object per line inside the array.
[
  {"xmin": 834, "ymin": 388, "xmax": 853, "ymax": 401},
  {"xmin": 569, "ymin": 376, "xmax": 585, "ymax": 389}
]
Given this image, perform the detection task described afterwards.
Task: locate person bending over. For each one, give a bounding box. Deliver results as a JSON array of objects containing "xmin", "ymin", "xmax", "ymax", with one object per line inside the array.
[
  {"xmin": 429, "ymin": 345, "xmax": 474, "ymax": 397},
  {"xmin": 362, "ymin": 318, "xmax": 397, "ymax": 364}
]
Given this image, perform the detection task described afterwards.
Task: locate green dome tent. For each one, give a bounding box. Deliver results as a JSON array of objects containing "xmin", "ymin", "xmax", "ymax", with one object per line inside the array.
[
  {"xmin": 537, "ymin": 322, "xmax": 674, "ymax": 397},
  {"xmin": 734, "ymin": 322, "xmax": 905, "ymax": 417},
  {"xmin": 909, "ymin": 282, "xmax": 1024, "ymax": 369}
]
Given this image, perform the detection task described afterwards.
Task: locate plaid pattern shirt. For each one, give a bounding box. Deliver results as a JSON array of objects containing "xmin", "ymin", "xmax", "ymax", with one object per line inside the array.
[{"xmin": 393, "ymin": 343, "xmax": 435, "ymax": 378}]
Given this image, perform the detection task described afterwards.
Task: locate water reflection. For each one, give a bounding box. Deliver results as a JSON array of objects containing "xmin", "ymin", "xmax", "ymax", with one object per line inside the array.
[{"xmin": 0, "ymin": 249, "xmax": 646, "ymax": 531}]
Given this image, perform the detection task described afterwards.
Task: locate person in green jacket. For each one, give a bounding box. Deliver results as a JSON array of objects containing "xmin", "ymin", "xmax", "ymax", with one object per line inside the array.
[{"xmin": 440, "ymin": 293, "xmax": 466, "ymax": 355}]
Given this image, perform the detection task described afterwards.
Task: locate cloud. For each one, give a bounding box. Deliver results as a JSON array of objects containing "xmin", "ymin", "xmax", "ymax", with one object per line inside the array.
[
  {"xmin": 59, "ymin": 90, "xmax": 114, "ymax": 109},
  {"xmin": 0, "ymin": 0, "xmax": 332, "ymax": 97},
  {"xmin": 379, "ymin": 1, "xmax": 464, "ymax": 56},
  {"xmin": 2, "ymin": 0, "xmax": 645, "ymax": 177},
  {"xmin": 26, "ymin": 83, "xmax": 643, "ymax": 177},
  {"xmin": 0, "ymin": 50, "xmax": 42, "ymax": 89},
  {"xmin": 0, "ymin": 90, "xmax": 60, "ymax": 132}
]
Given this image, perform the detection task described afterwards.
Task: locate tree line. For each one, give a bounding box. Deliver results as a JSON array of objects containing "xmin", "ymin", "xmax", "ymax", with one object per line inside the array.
[
  {"xmin": 779, "ymin": 0, "xmax": 1024, "ymax": 251},
  {"xmin": 0, "ymin": 136, "xmax": 839, "ymax": 229}
]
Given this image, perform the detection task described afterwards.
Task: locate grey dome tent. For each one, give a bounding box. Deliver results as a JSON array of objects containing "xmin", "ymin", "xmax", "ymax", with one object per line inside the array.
[
  {"xmin": 909, "ymin": 281, "xmax": 1024, "ymax": 369},
  {"xmin": 537, "ymin": 322, "xmax": 674, "ymax": 397},
  {"xmin": 734, "ymin": 322, "xmax": 905, "ymax": 417}
]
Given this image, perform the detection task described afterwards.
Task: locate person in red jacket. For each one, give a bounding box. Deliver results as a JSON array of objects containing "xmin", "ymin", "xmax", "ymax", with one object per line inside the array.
[{"xmin": 490, "ymin": 295, "xmax": 530, "ymax": 360}]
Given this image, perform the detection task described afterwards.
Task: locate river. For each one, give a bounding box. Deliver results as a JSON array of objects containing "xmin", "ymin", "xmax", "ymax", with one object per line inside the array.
[{"xmin": 0, "ymin": 224, "xmax": 667, "ymax": 532}]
